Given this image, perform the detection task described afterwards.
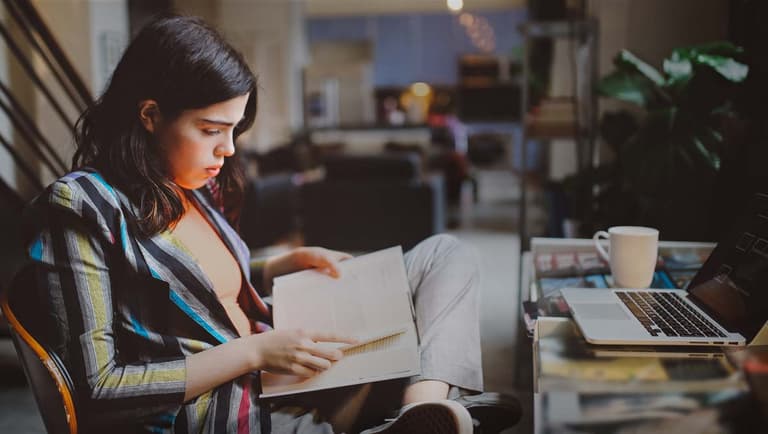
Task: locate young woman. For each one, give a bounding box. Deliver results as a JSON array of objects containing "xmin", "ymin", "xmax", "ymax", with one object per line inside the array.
[{"xmin": 24, "ymin": 15, "xmax": 514, "ymax": 434}]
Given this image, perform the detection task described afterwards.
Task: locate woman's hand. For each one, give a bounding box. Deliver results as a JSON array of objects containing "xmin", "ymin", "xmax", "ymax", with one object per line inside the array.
[
  {"xmin": 263, "ymin": 247, "xmax": 353, "ymax": 290},
  {"xmin": 290, "ymin": 247, "xmax": 353, "ymax": 278},
  {"xmin": 247, "ymin": 329, "xmax": 356, "ymax": 377}
]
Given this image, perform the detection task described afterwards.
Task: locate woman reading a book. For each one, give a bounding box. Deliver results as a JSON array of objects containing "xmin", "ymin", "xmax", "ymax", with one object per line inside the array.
[{"xmin": 23, "ymin": 16, "xmax": 516, "ymax": 434}]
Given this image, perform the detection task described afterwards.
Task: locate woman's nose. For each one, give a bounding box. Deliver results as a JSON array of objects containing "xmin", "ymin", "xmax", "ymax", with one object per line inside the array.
[{"xmin": 216, "ymin": 136, "xmax": 236, "ymax": 157}]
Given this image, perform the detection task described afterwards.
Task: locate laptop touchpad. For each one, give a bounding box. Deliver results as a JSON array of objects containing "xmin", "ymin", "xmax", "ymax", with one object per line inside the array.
[{"xmin": 574, "ymin": 303, "xmax": 630, "ymax": 320}]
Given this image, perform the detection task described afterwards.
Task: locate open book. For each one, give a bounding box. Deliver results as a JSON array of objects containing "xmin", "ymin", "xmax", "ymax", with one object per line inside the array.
[{"xmin": 259, "ymin": 246, "xmax": 420, "ymax": 397}]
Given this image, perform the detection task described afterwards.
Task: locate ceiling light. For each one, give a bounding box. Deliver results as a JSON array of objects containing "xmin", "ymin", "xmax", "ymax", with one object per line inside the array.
[{"xmin": 447, "ymin": 0, "xmax": 464, "ymax": 13}]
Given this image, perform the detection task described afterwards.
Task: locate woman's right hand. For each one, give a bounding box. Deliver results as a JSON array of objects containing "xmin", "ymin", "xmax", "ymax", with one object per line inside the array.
[{"xmin": 247, "ymin": 329, "xmax": 357, "ymax": 377}]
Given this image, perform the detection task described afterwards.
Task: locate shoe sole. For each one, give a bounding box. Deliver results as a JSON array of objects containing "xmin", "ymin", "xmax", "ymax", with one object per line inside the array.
[{"xmin": 373, "ymin": 402, "xmax": 467, "ymax": 434}]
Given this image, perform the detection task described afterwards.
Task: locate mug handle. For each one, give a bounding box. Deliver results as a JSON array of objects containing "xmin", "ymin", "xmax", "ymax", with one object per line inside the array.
[{"xmin": 593, "ymin": 230, "xmax": 610, "ymax": 262}]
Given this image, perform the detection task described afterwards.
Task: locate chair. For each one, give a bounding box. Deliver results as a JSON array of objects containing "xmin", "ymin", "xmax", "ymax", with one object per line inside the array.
[{"xmin": 0, "ymin": 266, "xmax": 78, "ymax": 434}]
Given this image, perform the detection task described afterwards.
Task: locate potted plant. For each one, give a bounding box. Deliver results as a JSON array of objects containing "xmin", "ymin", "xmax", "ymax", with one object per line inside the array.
[{"xmin": 564, "ymin": 42, "xmax": 749, "ymax": 241}]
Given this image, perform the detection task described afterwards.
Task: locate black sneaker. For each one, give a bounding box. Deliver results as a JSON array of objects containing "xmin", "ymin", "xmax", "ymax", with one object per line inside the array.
[
  {"xmin": 362, "ymin": 400, "xmax": 474, "ymax": 434},
  {"xmin": 453, "ymin": 392, "xmax": 522, "ymax": 434}
]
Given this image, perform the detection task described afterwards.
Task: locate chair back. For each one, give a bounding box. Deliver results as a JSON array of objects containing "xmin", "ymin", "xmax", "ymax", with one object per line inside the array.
[{"xmin": 1, "ymin": 266, "xmax": 78, "ymax": 434}]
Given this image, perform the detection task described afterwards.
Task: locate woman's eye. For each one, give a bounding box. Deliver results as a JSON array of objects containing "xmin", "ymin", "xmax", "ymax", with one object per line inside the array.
[{"xmin": 204, "ymin": 129, "xmax": 222, "ymax": 136}]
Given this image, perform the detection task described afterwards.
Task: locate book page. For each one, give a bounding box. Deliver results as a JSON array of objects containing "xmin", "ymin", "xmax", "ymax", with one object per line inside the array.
[{"xmin": 261, "ymin": 246, "xmax": 420, "ymax": 397}]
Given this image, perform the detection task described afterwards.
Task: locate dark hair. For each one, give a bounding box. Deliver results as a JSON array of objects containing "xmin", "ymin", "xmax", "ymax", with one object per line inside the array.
[{"xmin": 73, "ymin": 15, "xmax": 257, "ymax": 235}]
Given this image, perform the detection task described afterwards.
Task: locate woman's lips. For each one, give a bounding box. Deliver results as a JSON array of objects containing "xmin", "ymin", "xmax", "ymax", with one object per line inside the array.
[{"xmin": 206, "ymin": 167, "xmax": 221, "ymax": 177}]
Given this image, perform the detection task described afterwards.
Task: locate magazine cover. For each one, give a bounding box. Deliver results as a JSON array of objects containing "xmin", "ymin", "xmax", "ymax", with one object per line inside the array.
[
  {"xmin": 540, "ymin": 389, "xmax": 752, "ymax": 433},
  {"xmin": 531, "ymin": 245, "xmax": 713, "ymax": 319}
]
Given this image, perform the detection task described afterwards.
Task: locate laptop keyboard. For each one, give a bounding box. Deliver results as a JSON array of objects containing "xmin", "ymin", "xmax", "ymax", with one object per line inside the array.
[{"xmin": 615, "ymin": 291, "xmax": 727, "ymax": 338}]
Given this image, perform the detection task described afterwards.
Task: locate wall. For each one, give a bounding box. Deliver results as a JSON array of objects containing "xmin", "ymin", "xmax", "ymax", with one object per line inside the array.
[
  {"xmin": 306, "ymin": 0, "xmax": 525, "ymax": 17},
  {"xmin": 175, "ymin": 0, "xmax": 308, "ymax": 152},
  {"xmin": 31, "ymin": 0, "xmax": 93, "ymax": 190},
  {"xmin": 589, "ymin": 0, "xmax": 729, "ymax": 101},
  {"xmin": 89, "ymin": 0, "xmax": 129, "ymax": 96},
  {"xmin": 36, "ymin": 0, "xmax": 127, "ymax": 187},
  {"xmin": 307, "ymin": 9, "xmax": 528, "ymax": 87},
  {"xmin": 305, "ymin": 41, "xmax": 375, "ymax": 126},
  {"xmin": 1, "ymin": 0, "xmax": 128, "ymax": 198},
  {"xmin": 219, "ymin": 0, "xmax": 307, "ymax": 151},
  {"xmin": 625, "ymin": 0, "xmax": 729, "ymax": 72}
]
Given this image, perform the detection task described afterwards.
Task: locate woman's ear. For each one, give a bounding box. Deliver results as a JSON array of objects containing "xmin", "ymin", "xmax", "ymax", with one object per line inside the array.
[{"xmin": 138, "ymin": 100, "xmax": 162, "ymax": 133}]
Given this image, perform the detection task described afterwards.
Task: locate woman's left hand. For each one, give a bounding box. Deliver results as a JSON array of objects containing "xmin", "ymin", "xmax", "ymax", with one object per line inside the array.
[
  {"xmin": 264, "ymin": 247, "xmax": 353, "ymax": 289},
  {"xmin": 290, "ymin": 247, "xmax": 353, "ymax": 278}
]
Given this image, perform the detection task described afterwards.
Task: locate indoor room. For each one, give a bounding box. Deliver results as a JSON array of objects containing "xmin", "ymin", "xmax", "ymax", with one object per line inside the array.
[{"xmin": 1, "ymin": 1, "xmax": 766, "ymax": 433}]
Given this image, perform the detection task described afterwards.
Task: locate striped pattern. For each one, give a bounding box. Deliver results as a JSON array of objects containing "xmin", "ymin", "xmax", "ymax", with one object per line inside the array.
[{"xmin": 26, "ymin": 169, "xmax": 273, "ymax": 433}]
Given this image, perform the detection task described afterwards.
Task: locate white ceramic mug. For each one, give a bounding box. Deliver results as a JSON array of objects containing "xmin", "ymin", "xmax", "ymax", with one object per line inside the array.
[{"xmin": 593, "ymin": 226, "xmax": 659, "ymax": 288}]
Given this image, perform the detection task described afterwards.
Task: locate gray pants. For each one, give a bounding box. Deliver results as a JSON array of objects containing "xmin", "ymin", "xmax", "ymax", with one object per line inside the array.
[{"xmin": 270, "ymin": 235, "xmax": 483, "ymax": 433}]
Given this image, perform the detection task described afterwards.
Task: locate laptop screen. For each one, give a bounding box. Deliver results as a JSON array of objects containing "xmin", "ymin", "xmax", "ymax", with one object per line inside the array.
[{"xmin": 687, "ymin": 192, "xmax": 768, "ymax": 341}]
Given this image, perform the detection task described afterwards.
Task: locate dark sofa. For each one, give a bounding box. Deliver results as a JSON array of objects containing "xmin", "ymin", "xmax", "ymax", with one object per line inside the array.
[
  {"xmin": 300, "ymin": 153, "xmax": 445, "ymax": 252},
  {"xmin": 239, "ymin": 172, "xmax": 301, "ymax": 249}
]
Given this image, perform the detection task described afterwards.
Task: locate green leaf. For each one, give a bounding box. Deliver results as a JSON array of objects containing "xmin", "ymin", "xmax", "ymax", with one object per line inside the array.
[
  {"xmin": 689, "ymin": 41, "xmax": 743, "ymax": 57},
  {"xmin": 614, "ymin": 50, "xmax": 665, "ymax": 86},
  {"xmin": 645, "ymin": 107, "xmax": 676, "ymax": 134},
  {"xmin": 693, "ymin": 127, "xmax": 726, "ymax": 162},
  {"xmin": 664, "ymin": 57, "xmax": 692, "ymax": 82},
  {"xmin": 685, "ymin": 136, "xmax": 720, "ymax": 171},
  {"xmin": 710, "ymin": 103, "xmax": 736, "ymax": 117},
  {"xmin": 696, "ymin": 126, "xmax": 724, "ymax": 147},
  {"xmin": 670, "ymin": 42, "xmax": 743, "ymax": 62},
  {"xmin": 694, "ymin": 54, "xmax": 749, "ymax": 82},
  {"xmin": 678, "ymin": 144, "xmax": 696, "ymax": 167},
  {"xmin": 597, "ymin": 70, "xmax": 657, "ymax": 107},
  {"xmin": 663, "ymin": 54, "xmax": 693, "ymax": 91},
  {"xmin": 620, "ymin": 133, "xmax": 669, "ymax": 194}
]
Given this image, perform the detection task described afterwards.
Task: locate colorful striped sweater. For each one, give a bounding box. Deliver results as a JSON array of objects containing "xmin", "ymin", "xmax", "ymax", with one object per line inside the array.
[{"xmin": 25, "ymin": 168, "xmax": 273, "ymax": 433}]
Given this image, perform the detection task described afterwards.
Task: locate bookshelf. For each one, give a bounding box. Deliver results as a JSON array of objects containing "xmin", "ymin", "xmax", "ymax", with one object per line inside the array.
[{"xmin": 518, "ymin": 19, "xmax": 599, "ymax": 252}]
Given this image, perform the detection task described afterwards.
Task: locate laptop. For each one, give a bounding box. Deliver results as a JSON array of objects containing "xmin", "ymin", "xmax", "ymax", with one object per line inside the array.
[{"xmin": 562, "ymin": 193, "xmax": 768, "ymax": 347}]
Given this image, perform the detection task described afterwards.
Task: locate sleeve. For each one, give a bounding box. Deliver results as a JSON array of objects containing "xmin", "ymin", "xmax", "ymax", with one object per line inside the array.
[{"xmin": 29, "ymin": 181, "xmax": 187, "ymax": 422}]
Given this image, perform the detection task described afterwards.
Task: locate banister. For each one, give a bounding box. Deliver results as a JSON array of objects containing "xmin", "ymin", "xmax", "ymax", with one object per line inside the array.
[
  {"xmin": 2, "ymin": 0, "xmax": 91, "ymax": 112},
  {"xmin": 5, "ymin": 0, "xmax": 93, "ymax": 108},
  {"xmin": 0, "ymin": 22, "xmax": 77, "ymax": 134}
]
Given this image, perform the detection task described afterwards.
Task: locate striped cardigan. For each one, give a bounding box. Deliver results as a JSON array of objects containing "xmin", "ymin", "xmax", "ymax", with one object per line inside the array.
[{"xmin": 25, "ymin": 169, "xmax": 274, "ymax": 433}]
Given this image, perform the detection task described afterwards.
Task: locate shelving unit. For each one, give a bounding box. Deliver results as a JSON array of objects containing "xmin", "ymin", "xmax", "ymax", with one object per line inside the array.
[{"xmin": 518, "ymin": 19, "xmax": 599, "ymax": 252}]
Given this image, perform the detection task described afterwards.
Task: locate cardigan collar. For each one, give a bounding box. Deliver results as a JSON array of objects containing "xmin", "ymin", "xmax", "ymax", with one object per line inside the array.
[{"xmin": 110, "ymin": 180, "xmax": 269, "ymax": 344}]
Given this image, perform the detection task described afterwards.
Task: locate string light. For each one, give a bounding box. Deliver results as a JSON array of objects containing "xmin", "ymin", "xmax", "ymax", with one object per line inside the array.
[{"xmin": 458, "ymin": 12, "xmax": 496, "ymax": 53}]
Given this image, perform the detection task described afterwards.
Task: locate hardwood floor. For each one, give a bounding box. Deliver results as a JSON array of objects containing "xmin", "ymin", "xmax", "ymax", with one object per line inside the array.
[{"xmin": 448, "ymin": 167, "xmax": 531, "ymax": 434}]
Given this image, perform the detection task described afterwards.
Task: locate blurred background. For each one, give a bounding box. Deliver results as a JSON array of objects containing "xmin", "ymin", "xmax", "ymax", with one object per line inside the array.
[{"xmin": 1, "ymin": 0, "xmax": 766, "ymax": 432}]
